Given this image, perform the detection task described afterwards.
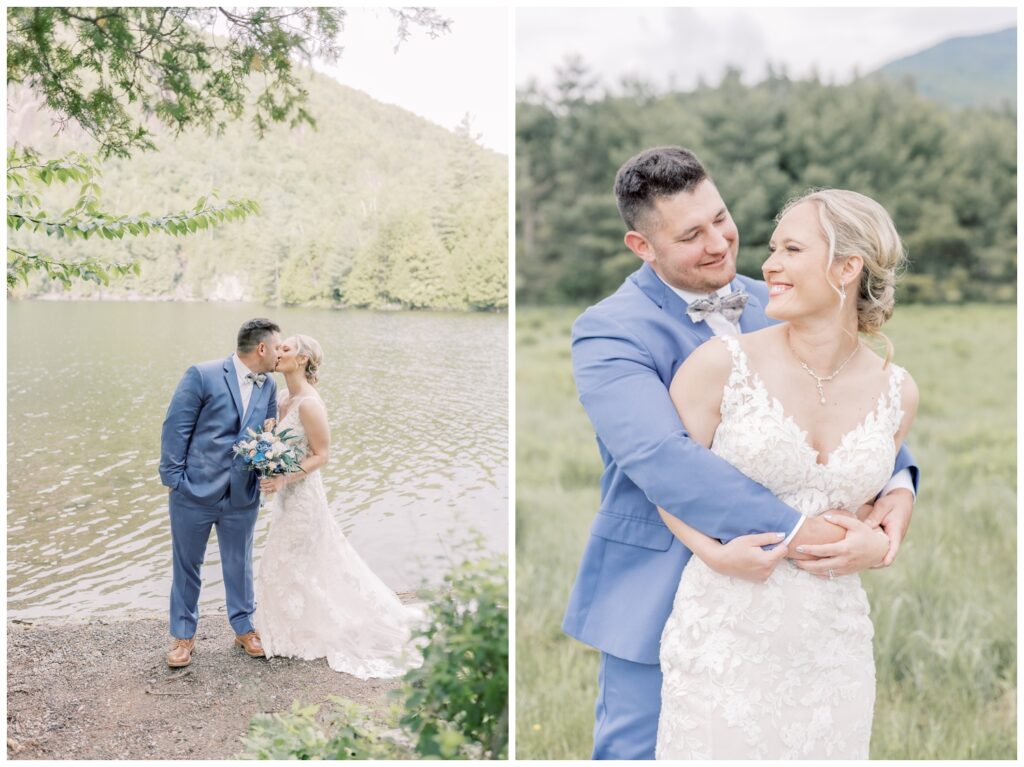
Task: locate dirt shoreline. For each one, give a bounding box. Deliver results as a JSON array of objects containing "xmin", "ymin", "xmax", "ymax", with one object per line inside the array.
[{"xmin": 7, "ymin": 613, "xmax": 405, "ymax": 760}]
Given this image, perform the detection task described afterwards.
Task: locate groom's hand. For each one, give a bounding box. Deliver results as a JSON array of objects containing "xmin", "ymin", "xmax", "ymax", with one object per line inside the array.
[
  {"xmin": 786, "ymin": 509, "xmax": 856, "ymax": 560},
  {"xmin": 709, "ymin": 533, "xmax": 789, "ymax": 583},
  {"xmin": 791, "ymin": 514, "xmax": 889, "ymax": 577},
  {"xmin": 862, "ymin": 488, "xmax": 914, "ymax": 567}
]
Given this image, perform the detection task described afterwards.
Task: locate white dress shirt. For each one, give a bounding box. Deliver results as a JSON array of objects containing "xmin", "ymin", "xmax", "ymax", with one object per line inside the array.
[
  {"xmin": 232, "ymin": 353, "xmax": 259, "ymax": 415},
  {"xmin": 670, "ymin": 282, "xmax": 914, "ymax": 544}
]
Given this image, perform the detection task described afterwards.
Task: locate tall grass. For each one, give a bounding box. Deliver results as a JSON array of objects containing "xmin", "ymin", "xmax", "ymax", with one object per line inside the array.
[{"xmin": 515, "ymin": 304, "xmax": 1016, "ymax": 759}]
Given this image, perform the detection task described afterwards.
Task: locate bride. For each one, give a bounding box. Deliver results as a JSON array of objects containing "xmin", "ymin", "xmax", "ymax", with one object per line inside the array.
[
  {"xmin": 655, "ymin": 190, "xmax": 919, "ymax": 759},
  {"xmin": 253, "ymin": 334, "xmax": 423, "ymax": 679}
]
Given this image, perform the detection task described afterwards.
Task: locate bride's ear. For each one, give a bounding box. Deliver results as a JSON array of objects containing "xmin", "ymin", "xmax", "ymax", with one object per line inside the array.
[{"xmin": 838, "ymin": 254, "xmax": 864, "ymax": 288}]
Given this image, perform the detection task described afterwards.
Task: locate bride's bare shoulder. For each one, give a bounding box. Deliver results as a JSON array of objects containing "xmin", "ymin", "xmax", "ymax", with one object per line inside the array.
[
  {"xmin": 680, "ymin": 335, "xmax": 733, "ymax": 378},
  {"xmin": 296, "ymin": 392, "xmax": 328, "ymax": 420},
  {"xmin": 670, "ymin": 336, "xmax": 738, "ymax": 405},
  {"xmin": 680, "ymin": 324, "xmax": 780, "ymax": 377}
]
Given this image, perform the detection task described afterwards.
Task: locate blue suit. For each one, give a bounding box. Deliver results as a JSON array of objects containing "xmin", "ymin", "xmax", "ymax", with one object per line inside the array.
[
  {"xmin": 564, "ymin": 264, "xmax": 918, "ymax": 759},
  {"xmin": 159, "ymin": 355, "xmax": 278, "ymax": 638}
]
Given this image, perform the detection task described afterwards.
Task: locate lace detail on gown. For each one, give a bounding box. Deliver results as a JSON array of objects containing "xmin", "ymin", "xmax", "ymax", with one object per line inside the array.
[
  {"xmin": 254, "ymin": 396, "xmax": 424, "ymax": 679},
  {"xmin": 656, "ymin": 335, "xmax": 905, "ymax": 759}
]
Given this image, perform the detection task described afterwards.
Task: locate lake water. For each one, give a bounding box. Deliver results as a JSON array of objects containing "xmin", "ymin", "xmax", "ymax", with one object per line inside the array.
[{"xmin": 7, "ymin": 301, "xmax": 508, "ymax": 622}]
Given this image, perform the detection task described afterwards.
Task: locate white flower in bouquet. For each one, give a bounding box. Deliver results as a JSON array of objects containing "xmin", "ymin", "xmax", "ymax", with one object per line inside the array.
[{"xmin": 232, "ymin": 418, "xmax": 305, "ymax": 509}]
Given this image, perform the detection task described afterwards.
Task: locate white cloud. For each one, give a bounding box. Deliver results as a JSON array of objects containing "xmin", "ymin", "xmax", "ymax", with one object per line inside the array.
[
  {"xmin": 317, "ymin": 7, "xmax": 509, "ymax": 154},
  {"xmin": 517, "ymin": 7, "xmax": 1017, "ymax": 92}
]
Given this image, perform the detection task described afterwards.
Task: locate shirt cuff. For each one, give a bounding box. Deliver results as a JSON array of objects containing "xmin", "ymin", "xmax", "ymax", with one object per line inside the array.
[
  {"xmin": 880, "ymin": 468, "xmax": 916, "ymax": 499},
  {"xmin": 782, "ymin": 514, "xmax": 806, "ymax": 545}
]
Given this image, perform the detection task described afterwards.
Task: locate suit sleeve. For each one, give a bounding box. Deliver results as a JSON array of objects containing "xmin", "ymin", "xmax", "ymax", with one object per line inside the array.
[
  {"xmin": 159, "ymin": 365, "xmax": 204, "ymax": 489},
  {"xmin": 892, "ymin": 443, "xmax": 920, "ymax": 492},
  {"xmin": 572, "ymin": 310, "xmax": 803, "ymax": 543}
]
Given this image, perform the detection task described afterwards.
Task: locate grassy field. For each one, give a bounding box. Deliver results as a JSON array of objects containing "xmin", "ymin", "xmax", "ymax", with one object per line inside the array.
[{"xmin": 515, "ymin": 304, "xmax": 1016, "ymax": 759}]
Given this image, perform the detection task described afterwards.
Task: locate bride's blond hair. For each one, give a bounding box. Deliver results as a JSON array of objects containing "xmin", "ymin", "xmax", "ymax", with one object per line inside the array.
[
  {"xmin": 293, "ymin": 334, "xmax": 323, "ymax": 385},
  {"xmin": 777, "ymin": 188, "xmax": 906, "ymax": 364}
]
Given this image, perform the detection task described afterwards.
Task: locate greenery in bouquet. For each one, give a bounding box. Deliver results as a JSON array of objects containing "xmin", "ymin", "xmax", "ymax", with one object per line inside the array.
[{"xmin": 233, "ymin": 418, "xmax": 305, "ymax": 479}]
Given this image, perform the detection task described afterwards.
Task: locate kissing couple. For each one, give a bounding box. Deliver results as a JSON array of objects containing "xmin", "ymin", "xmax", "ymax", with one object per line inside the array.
[
  {"xmin": 564, "ymin": 147, "xmax": 921, "ymax": 759},
  {"xmin": 159, "ymin": 318, "xmax": 422, "ymax": 678}
]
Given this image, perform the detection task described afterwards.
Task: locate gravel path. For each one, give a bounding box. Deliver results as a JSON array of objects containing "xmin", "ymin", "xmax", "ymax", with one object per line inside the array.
[{"xmin": 6, "ymin": 615, "xmax": 403, "ymax": 760}]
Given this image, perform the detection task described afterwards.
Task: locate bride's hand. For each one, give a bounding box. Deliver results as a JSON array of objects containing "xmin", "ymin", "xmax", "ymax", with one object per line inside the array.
[
  {"xmin": 260, "ymin": 475, "xmax": 286, "ymax": 493},
  {"xmin": 791, "ymin": 514, "xmax": 889, "ymax": 577},
  {"xmin": 705, "ymin": 532, "xmax": 790, "ymax": 583}
]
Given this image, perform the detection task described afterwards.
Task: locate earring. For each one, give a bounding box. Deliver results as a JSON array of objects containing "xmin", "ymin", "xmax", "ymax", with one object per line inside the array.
[{"xmin": 839, "ymin": 281, "xmax": 847, "ymax": 308}]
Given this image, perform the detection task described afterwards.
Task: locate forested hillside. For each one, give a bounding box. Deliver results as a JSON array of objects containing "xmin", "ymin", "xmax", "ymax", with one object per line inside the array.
[
  {"xmin": 8, "ymin": 66, "xmax": 508, "ymax": 310},
  {"xmin": 517, "ymin": 65, "xmax": 1015, "ymax": 304}
]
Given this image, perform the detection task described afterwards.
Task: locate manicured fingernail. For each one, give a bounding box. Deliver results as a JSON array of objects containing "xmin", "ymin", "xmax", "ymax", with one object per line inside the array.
[
  {"xmin": 824, "ymin": 514, "xmax": 833, "ymax": 521},
  {"xmin": 796, "ymin": 546, "xmax": 805, "ymax": 553},
  {"xmin": 775, "ymin": 532, "xmax": 785, "ymax": 540}
]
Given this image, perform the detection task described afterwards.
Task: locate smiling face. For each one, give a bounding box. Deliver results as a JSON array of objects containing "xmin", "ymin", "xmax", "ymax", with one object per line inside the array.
[
  {"xmin": 625, "ymin": 179, "xmax": 739, "ymax": 293},
  {"xmin": 762, "ymin": 200, "xmax": 848, "ymax": 321}
]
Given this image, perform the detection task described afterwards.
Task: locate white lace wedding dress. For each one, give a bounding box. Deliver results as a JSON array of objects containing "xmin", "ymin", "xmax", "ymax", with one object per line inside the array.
[
  {"xmin": 254, "ymin": 395, "xmax": 423, "ymax": 679},
  {"xmin": 656, "ymin": 336, "xmax": 905, "ymax": 760}
]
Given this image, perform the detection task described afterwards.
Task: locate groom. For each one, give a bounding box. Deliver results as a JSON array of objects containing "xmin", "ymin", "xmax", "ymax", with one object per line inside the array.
[
  {"xmin": 564, "ymin": 147, "xmax": 920, "ymax": 759},
  {"xmin": 159, "ymin": 318, "xmax": 282, "ymax": 668}
]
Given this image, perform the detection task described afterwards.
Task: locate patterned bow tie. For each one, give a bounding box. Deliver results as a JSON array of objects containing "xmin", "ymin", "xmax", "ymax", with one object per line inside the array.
[
  {"xmin": 245, "ymin": 372, "xmax": 267, "ymax": 388},
  {"xmin": 685, "ymin": 290, "xmax": 749, "ymax": 324}
]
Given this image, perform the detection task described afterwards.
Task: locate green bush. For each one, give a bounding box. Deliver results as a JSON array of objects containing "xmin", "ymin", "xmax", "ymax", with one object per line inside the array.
[
  {"xmin": 240, "ymin": 699, "xmax": 407, "ymax": 760},
  {"xmin": 239, "ymin": 556, "xmax": 509, "ymax": 760},
  {"xmin": 401, "ymin": 557, "xmax": 509, "ymax": 759}
]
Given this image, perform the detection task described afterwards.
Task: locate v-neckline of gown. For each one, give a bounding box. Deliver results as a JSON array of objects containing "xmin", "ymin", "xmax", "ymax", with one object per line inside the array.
[{"xmin": 728, "ymin": 339, "xmax": 896, "ymax": 469}]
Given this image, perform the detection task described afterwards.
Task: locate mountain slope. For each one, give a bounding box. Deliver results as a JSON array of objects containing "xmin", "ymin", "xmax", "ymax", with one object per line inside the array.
[{"xmin": 873, "ymin": 27, "xmax": 1016, "ymax": 108}]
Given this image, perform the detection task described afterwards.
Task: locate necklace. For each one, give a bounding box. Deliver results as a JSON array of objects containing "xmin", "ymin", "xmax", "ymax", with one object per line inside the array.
[{"xmin": 787, "ymin": 329, "xmax": 861, "ymax": 405}]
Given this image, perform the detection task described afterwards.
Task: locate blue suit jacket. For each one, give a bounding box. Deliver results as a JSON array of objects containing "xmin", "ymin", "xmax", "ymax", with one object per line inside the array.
[
  {"xmin": 159, "ymin": 355, "xmax": 278, "ymax": 508},
  {"xmin": 563, "ymin": 264, "xmax": 919, "ymax": 664}
]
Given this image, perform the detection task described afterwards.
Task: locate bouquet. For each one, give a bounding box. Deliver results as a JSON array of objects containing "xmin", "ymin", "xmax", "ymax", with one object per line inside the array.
[{"xmin": 233, "ymin": 418, "xmax": 305, "ymax": 505}]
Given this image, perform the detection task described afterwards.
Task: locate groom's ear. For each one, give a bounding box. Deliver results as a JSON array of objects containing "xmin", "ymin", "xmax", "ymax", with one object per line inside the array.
[{"xmin": 624, "ymin": 230, "xmax": 655, "ymax": 264}]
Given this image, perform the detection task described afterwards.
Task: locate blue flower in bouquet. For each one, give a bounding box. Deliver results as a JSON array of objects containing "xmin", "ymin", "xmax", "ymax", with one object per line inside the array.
[{"xmin": 233, "ymin": 418, "xmax": 305, "ymax": 479}]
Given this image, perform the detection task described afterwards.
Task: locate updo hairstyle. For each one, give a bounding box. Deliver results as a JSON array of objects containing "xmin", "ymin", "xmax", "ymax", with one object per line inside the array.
[{"xmin": 293, "ymin": 334, "xmax": 324, "ymax": 385}]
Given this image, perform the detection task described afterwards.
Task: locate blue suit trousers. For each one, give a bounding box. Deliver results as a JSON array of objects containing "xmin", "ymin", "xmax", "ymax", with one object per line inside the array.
[
  {"xmin": 593, "ymin": 652, "xmax": 663, "ymax": 760},
  {"xmin": 168, "ymin": 488, "xmax": 259, "ymax": 638}
]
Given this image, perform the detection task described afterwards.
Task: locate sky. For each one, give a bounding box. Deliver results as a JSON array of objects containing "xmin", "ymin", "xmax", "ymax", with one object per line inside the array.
[
  {"xmin": 315, "ymin": 7, "xmax": 509, "ymax": 154},
  {"xmin": 516, "ymin": 7, "xmax": 1018, "ymax": 92}
]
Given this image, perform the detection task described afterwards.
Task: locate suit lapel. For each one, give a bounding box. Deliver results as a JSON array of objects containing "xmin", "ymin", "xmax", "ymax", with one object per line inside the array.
[
  {"xmin": 635, "ymin": 264, "xmax": 715, "ymax": 343},
  {"xmin": 223, "ymin": 356, "xmax": 245, "ymax": 424}
]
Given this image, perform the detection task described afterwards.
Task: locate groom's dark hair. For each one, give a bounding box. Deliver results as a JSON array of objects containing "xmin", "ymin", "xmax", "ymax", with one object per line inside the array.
[
  {"xmin": 614, "ymin": 146, "xmax": 708, "ymax": 232},
  {"xmin": 237, "ymin": 318, "xmax": 281, "ymax": 353}
]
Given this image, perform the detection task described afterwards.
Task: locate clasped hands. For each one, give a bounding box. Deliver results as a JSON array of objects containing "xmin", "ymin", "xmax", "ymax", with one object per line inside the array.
[{"xmin": 707, "ymin": 489, "xmax": 913, "ymax": 583}]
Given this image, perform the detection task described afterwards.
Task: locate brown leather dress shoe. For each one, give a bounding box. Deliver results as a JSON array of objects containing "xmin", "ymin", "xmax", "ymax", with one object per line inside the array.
[
  {"xmin": 167, "ymin": 637, "xmax": 196, "ymax": 668},
  {"xmin": 235, "ymin": 630, "xmax": 265, "ymax": 658}
]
